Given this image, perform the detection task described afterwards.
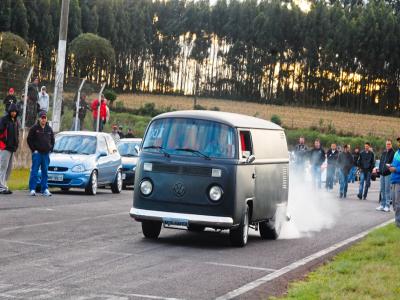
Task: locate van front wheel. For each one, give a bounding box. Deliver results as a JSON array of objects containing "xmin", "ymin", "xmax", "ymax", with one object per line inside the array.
[
  {"xmin": 229, "ymin": 204, "xmax": 249, "ymax": 247},
  {"xmin": 142, "ymin": 220, "xmax": 162, "ymax": 239}
]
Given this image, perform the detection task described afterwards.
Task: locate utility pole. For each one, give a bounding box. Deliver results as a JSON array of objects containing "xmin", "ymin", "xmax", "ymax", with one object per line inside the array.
[{"xmin": 52, "ymin": 0, "xmax": 70, "ymax": 132}]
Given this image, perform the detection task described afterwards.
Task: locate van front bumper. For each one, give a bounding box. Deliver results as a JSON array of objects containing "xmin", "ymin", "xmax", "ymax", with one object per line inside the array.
[{"xmin": 130, "ymin": 208, "xmax": 234, "ymax": 228}]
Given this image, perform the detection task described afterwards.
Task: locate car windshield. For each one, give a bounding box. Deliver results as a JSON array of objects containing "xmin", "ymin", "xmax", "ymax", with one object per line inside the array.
[
  {"xmin": 54, "ymin": 135, "xmax": 97, "ymax": 155},
  {"xmin": 118, "ymin": 141, "xmax": 141, "ymax": 157},
  {"xmin": 142, "ymin": 118, "xmax": 236, "ymax": 159}
]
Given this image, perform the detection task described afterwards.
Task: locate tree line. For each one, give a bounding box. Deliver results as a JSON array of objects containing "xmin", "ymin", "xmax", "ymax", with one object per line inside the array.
[{"xmin": 1, "ymin": 0, "xmax": 400, "ymax": 115}]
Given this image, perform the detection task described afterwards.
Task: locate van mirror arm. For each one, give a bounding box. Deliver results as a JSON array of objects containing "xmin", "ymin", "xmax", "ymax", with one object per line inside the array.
[{"xmin": 246, "ymin": 155, "xmax": 255, "ymax": 164}]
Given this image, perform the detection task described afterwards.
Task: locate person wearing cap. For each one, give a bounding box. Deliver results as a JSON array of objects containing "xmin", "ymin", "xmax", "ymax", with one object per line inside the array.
[
  {"xmin": 0, "ymin": 103, "xmax": 20, "ymax": 194},
  {"xmin": 37, "ymin": 86, "xmax": 49, "ymax": 115},
  {"xmin": 26, "ymin": 77, "xmax": 39, "ymax": 127},
  {"xmin": 3, "ymin": 88, "xmax": 17, "ymax": 114},
  {"xmin": 111, "ymin": 124, "xmax": 121, "ymax": 145},
  {"xmin": 91, "ymin": 94, "xmax": 108, "ymax": 132},
  {"xmin": 389, "ymin": 137, "xmax": 400, "ymax": 228},
  {"xmin": 27, "ymin": 111, "xmax": 55, "ymax": 197}
]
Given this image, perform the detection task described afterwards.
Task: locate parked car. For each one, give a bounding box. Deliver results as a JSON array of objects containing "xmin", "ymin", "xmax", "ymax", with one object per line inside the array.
[
  {"xmin": 38, "ymin": 131, "xmax": 122, "ymax": 195},
  {"xmin": 130, "ymin": 110, "xmax": 289, "ymax": 247},
  {"xmin": 117, "ymin": 138, "xmax": 142, "ymax": 189}
]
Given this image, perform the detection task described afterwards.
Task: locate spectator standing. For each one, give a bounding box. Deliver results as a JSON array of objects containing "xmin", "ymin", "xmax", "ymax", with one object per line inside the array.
[
  {"xmin": 389, "ymin": 137, "xmax": 400, "ymax": 228},
  {"xmin": 71, "ymin": 93, "xmax": 90, "ymax": 131},
  {"xmin": 348, "ymin": 146, "xmax": 360, "ymax": 183},
  {"xmin": 91, "ymin": 94, "xmax": 108, "ymax": 132},
  {"xmin": 125, "ymin": 128, "xmax": 135, "ymax": 138},
  {"xmin": 310, "ymin": 139, "xmax": 325, "ymax": 189},
  {"xmin": 27, "ymin": 111, "xmax": 55, "ymax": 197},
  {"xmin": 26, "ymin": 77, "xmax": 39, "ymax": 127},
  {"xmin": 37, "ymin": 86, "xmax": 49, "ymax": 115},
  {"xmin": 3, "ymin": 88, "xmax": 17, "ymax": 114},
  {"xmin": 376, "ymin": 139, "xmax": 395, "ymax": 212},
  {"xmin": 294, "ymin": 136, "xmax": 308, "ymax": 175},
  {"xmin": 337, "ymin": 144, "xmax": 353, "ymax": 198},
  {"xmin": 0, "ymin": 104, "xmax": 20, "ymax": 194},
  {"xmin": 117, "ymin": 126, "xmax": 125, "ymax": 139},
  {"xmin": 357, "ymin": 142, "xmax": 375, "ymax": 200},
  {"xmin": 326, "ymin": 143, "xmax": 339, "ymax": 190},
  {"xmin": 111, "ymin": 124, "xmax": 121, "ymax": 145}
]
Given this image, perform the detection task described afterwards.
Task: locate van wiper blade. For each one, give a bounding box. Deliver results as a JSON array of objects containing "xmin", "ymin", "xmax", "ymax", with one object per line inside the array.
[
  {"xmin": 143, "ymin": 145, "xmax": 170, "ymax": 157},
  {"xmin": 174, "ymin": 148, "xmax": 211, "ymax": 160}
]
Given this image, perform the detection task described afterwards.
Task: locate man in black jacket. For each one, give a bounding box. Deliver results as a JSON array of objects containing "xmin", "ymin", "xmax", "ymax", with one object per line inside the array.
[
  {"xmin": 294, "ymin": 136, "xmax": 308, "ymax": 175},
  {"xmin": 348, "ymin": 147, "xmax": 360, "ymax": 183},
  {"xmin": 338, "ymin": 144, "xmax": 353, "ymax": 198},
  {"xmin": 310, "ymin": 139, "xmax": 325, "ymax": 189},
  {"xmin": 326, "ymin": 143, "xmax": 339, "ymax": 190},
  {"xmin": 0, "ymin": 104, "xmax": 20, "ymax": 194},
  {"xmin": 357, "ymin": 142, "xmax": 375, "ymax": 200},
  {"xmin": 376, "ymin": 139, "xmax": 395, "ymax": 211},
  {"xmin": 3, "ymin": 88, "xmax": 17, "ymax": 115},
  {"xmin": 27, "ymin": 111, "xmax": 55, "ymax": 197}
]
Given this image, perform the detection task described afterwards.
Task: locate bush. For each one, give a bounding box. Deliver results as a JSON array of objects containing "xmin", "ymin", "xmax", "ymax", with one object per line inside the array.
[
  {"xmin": 104, "ymin": 89, "xmax": 117, "ymax": 105},
  {"xmin": 270, "ymin": 114, "xmax": 282, "ymax": 126},
  {"xmin": 194, "ymin": 104, "xmax": 207, "ymax": 110}
]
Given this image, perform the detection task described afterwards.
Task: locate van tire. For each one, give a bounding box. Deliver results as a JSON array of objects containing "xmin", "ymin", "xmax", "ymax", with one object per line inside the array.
[
  {"xmin": 111, "ymin": 169, "xmax": 122, "ymax": 194},
  {"xmin": 142, "ymin": 220, "xmax": 162, "ymax": 239},
  {"xmin": 259, "ymin": 213, "xmax": 282, "ymax": 240},
  {"xmin": 229, "ymin": 204, "xmax": 249, "ymax": 247},
  {"xmin": 187, "ymin": 224, "xmax": 205, "ymax": 232}
]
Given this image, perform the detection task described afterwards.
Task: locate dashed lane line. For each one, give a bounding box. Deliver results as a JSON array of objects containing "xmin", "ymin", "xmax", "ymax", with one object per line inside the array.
[
  {"xmin": 215, "ymin": 219, "xmax": 394, "ymax": 300},
  {"xmin": 205, "ymin": 262, "xmax": 276, "ymax": 272}
]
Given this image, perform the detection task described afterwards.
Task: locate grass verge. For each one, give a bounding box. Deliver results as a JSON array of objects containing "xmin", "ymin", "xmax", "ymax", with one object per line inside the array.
[
  {"xmin": 274, "ymin": 223, "xmax": 400, "ymax": 300},
  {"xmin": 8, "ymin": 168, "xmax": 29, "ymax": 191}
]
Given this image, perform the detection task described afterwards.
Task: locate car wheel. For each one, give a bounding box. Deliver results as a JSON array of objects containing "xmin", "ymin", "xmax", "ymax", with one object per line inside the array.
[
  {"xmin": 259, "ymin": 205, "xmax": 286, "ymax": 240},
  {"xmin": 187, "ymin": 224, "xmax": 205, "ymax": 232},
  {"xmin": 111, "ymin": 169, "xmax": 122, "ymax": 194},
  {"xmin": 142, "ymin": 220, "xmax": 162, "ymax": 239},
  {"xmin": 85, "ymin": 170, "xmax": 98, "ymax": 195},
  {"xmin": 229, "ymin": 204, "xmax": 249, "ymax": 247}
]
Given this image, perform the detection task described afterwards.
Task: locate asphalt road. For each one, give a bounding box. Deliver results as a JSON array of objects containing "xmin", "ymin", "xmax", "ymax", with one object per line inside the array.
[{"xmin": 0, "ymin": 180, "xmax": 394, "ymax": 300}]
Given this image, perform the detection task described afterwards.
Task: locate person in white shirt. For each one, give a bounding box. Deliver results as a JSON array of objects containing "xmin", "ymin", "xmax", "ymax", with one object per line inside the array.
[{"xmin": 37, "ymin": 86, "xmax": 49, "ymax": 114}]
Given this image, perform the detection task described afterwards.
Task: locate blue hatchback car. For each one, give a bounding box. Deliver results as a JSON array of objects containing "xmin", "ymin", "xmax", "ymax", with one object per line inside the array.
[
  {"xmin": 117, "ymin": 138, "xmax": 142, "ymax": 189},
  {"xmin": 38, "ymin": 131, "xmax": 123, "ymax": 195}
]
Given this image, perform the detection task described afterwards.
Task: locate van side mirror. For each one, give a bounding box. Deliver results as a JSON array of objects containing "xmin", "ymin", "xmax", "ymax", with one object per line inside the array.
[
  {"xmin": 98, "ymin": 150, "xmax": 108, "ymax": 158},
  {"xmin": 134, "ymin": 145, "xmax": 140, "ymax": 154},
  {"xmin": 246, "ymin": 155, "xmax": 255, "ymax": 164}
]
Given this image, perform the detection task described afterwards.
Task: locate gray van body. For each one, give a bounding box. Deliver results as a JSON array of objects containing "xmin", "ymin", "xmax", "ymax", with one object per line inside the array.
[{"xmin": 130, "ymin": 110, "xmax": 289, "ymax": 242}]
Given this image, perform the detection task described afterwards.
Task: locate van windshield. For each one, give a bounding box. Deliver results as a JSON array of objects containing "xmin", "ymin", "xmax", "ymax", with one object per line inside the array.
[{"xmin": 142, "ymin": 118, "xmax": 237, "ymax": 159}]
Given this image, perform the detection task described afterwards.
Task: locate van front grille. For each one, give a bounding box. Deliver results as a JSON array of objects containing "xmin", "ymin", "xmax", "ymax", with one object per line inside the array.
[{"xmin": 152, "ymin": 163, "xmax": 211, "ymax": 177}]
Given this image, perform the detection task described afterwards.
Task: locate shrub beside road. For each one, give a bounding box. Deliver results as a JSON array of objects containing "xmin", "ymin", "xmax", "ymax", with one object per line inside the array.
[{"xmin": 274, "ymin": 223, "xmax": 400, "ymax": 300}]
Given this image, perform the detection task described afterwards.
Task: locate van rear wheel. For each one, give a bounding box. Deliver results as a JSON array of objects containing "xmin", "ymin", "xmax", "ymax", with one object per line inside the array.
[
  {"xmin": 142, "ymin": 220, "xmax": 162, "ymax": 239},
  {"xmin": 229, "ymin": 204, "xmax": 249, "ymax": 247},
  {"xmin": 259, "ymin": 208, "xmax": 284, "ymax": 240}
]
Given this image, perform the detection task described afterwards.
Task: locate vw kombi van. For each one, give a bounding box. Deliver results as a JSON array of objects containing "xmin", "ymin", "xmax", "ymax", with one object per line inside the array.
[{"xmin": 130, "ymin": 110, "xmax": 289, "ymax": 247}]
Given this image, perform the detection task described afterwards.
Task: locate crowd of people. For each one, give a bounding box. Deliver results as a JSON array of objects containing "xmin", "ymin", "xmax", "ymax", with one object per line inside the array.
[{"xmin": 293, "ymin": 136, "xmax": 400, "ymax": 227}]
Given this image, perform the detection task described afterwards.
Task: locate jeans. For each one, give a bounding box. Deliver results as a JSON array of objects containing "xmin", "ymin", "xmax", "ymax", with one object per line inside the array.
[
  {"xmin": 0, "ymin": 150, "xmax": 13, "ymax": 191},
  {"xmin": 326, "ymin": 165, "xmax": 336, "ymax": 189},
  {"xmin": 348, "ymin": 166, "xmax": 357, "ymax": 183},
  {"xmin": 359, "ymin": 171, "xmax": 371, "ymax": 198},
  {"xmin": 390, "ymin": 183, "xmax": 400, "ymax": 227},
  {"xmin": 29, "ymin": 151, "xmax": 50, "ymax": 192},
  {"xmin": 311, "ymin": 165, "xmax": 321, "ymax": 189},
  {"xmin": 339, "ymin": 169, "xmax": 348, "ymax": 196},
  {"xmin": 93, "ymin": 119, "xmax": 104, "ymax": 132},
  {"xmin": 380, "ymin": 175, "xmax": 391, "ymax": 208}
]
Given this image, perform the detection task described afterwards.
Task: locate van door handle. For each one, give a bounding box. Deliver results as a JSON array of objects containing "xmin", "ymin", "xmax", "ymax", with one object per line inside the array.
[{"xmin": 252, "ymin": 173, "xmax": 256, "ymax": 179}]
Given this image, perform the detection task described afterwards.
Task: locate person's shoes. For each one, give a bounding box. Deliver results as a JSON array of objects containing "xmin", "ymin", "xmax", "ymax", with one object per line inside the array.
[
  {"xmin": 357, "ymin": 194, "xmax": 362, "ymax": 200},
  {"xmin": 376, "ymin": 205, "xmax": 384, "ymax": 211},
  {"xmin": 1, "ymin": 189, "xmax": 12, "ymax": 194},
  {"xmin": 42, "ymin": 189, "xmax": 52, "ymax": 197},
  {"xmin": 383, "ymin": 206, "xmax": 390, "ymax": 212},
  {"xmin": 29, "ymin": 190, "xmax": 36, "ymax": 196},
  {"xmin": 363, "ymin": 195, "xmax": 367, "ymax": 200}
]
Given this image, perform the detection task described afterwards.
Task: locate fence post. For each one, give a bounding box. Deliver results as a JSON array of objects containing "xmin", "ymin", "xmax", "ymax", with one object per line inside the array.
[
  {"xmin": 96, "ymin": 83, "xmax": 106, "ymax": 132},
  {"xmin": 0, "ymin": 60, "xmax": 3, "ymax": 70},
  {"xmin": 74, "ymin": 78, "xmax": 87, "ymax": 131},
  {"xmin": 21, "ymin": 67, "xmax": 34, "ymax": 140}
]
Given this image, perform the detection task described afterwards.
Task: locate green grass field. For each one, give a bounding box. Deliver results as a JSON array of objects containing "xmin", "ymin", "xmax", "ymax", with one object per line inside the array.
[
  {"xmin": 275, "ymin": 223, "xmax": 400, "ymax": 300},
  {"xmin": 8, "ymin": 168, "xmax": 29, "ymax": 191}
]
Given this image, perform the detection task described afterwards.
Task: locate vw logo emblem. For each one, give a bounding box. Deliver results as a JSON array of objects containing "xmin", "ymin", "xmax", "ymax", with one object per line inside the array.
[
  {"xmin": 173, "ymin": 182, "xmax": 186, "ymax": 197},
  {"xmin": 54, "ymin": 167, "xmax": 58, "ymax": 171}
]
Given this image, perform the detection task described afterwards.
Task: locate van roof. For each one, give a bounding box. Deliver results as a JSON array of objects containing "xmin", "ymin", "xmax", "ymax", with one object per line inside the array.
[{"xmin": 153, "ymin": 110, "xmax": 283, "ymax": 130}]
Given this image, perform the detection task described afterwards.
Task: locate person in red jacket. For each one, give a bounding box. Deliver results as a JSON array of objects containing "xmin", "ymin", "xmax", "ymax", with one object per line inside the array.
[{"xmin": 91, "ymin": 94, "xmax": 108, "ymax": 132}]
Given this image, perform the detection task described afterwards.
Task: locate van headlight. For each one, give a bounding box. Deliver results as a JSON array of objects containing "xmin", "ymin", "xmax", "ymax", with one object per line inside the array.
[
  {"xmin": 140, "ymin": 179, "xmax": 153, "ymax": 196},
  {"xmin": 209, "ymin": 185, "xmax": 223, "ymax": 202},
  {"xmin": 71, "ymin": 164, "xmax": 85, "ymax": 172}
]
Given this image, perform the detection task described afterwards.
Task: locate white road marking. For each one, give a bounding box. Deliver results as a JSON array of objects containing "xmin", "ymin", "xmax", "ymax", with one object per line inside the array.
[
  {"xmin": 106, "ymin": 292, "xmax": 184, "ymax": 300},
  {"xmin": 205, "ymin": 262, "xmax": 276, "ymax": 272},
  {"xmin": 215, "ymin": 219, "xmax": 394, "ymax": 300},
  {"xmin": 0, "ymin": 212, "xmax": 127, "ymax": 232},
  {"xmin": 0, "ymin": 238, "xmax": 52, "ymax": 247}
]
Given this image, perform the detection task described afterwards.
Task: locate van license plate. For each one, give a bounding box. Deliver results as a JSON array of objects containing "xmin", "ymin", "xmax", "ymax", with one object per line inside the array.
[
  {"xmin": 49, "ymin": 174, "xmax": 63, "ymax": 182},
  {"xmin": 162, "ymin": 217, "xmax": 188, "ymax": 227}
]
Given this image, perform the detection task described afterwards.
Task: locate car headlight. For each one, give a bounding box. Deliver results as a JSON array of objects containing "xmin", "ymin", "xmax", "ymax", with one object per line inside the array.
[
  {"xmin": 71, "ymin": 164, "xmax": 85, "ymax": 172},
  {"xmin": 209, "ymin": 185, "xmax": 223, "ymax": 202},
  {"xmin": 140, "ymin": 179, "xmax": 153, "ymax": 196}
]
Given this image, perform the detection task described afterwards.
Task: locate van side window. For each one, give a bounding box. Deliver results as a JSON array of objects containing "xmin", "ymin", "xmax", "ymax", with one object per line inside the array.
[{"xmin": 240, "ymin": 131, "xmax": 253, "ymax": 158}]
